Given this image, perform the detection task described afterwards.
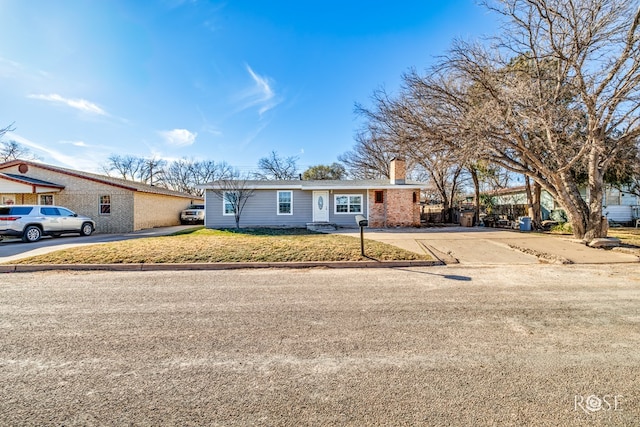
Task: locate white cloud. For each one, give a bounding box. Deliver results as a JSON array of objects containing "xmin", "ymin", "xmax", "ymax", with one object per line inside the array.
[
  {"xmin": 235, "ymin": 65, "xmax": 280, "ymax": 116},
  {"xmin": 28, "ymin": 93, "xmax": 107, "ymax": 116},
  {"xmin": 159, "ymin": 129, "xmax": 197, "ymax": 147},
  {"xmin": 60, "ymin": 140, "xmax": 89, "ymax": 147}
]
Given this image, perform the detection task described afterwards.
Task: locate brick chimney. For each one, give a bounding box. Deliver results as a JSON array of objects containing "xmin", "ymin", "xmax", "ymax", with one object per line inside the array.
[{"xmin": 389, "ymin": 158, "xmax": 406, "ymax": 185}]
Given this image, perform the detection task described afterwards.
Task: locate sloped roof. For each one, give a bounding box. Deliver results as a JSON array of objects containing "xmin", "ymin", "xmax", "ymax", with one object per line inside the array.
[
  {"xmin": 0, "ymin": 173, "xmax": 65, "ymax": 189},
  {"xmin": 199, "ymin": 179, "xmax": 427, "ymax": 190},
  {"xmin": 0, "ymin": 159, "xmax": 198, "ymax": 199}
]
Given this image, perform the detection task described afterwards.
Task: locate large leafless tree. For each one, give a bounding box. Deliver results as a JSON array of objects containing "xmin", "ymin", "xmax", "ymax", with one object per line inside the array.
[
  {"xmin": 164, "ymin": 158, "xmax": 234, "ymax": 197},
  {"xmin": 397, "ymin": 0, "xmax": 640, "ymax": 240},
  {"xmin": 482, "ymin": 0, "xmax": 639, "ymax": 239},
  {"xmin": 103, "ymin": 155, "xmax": 234, "ymax": 196},
  {"xmin": 254, "ymin": 151, "xmax": 299, "ymax": 180}
]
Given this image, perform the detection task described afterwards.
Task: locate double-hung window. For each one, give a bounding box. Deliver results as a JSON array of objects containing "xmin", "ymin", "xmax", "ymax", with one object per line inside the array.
[
  {"xmin": 223, "ymin": 191, "xmax": 237, "ymax": 215},
  {"xmin": 335, "ymin": 194, "xmax": 362, "ymax": 214},
  {"xmin": 99, "ymin": 195, "xmax": 111, "ymax": 215},
  {"xmin": 277, "ymin": 191, "xmax": 293, "ymax": 215}
]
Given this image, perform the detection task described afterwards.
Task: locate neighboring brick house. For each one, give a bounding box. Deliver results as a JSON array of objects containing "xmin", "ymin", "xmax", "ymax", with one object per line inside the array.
[
  {"xmin": 0, "ymin": 159, "xmax": 202, "ymax": 233},
  {"xmin": 200, "ymin": 158, "xmax": 425, "ymax": 229}
]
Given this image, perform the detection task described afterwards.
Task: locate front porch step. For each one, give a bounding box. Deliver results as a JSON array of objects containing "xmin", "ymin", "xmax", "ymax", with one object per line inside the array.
[{"xmin": 306, "ymin": 222, "xmax": 337, "ymax": 232}]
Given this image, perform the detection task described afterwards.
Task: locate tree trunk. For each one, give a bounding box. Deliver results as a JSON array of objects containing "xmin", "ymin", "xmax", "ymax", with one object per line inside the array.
[
  {"xmin": 554, "ymin": 171, "xmax": 589, "ymax": 239},
  {"xmin": 525, "ymin": 176, "xmax": 543, "ymax": 230},
  {"xmin": 584, "ymin": 147, "xmax": 606, "ymax": 240},
  {"xmin": 471, "ymin": 168, "xmax": 480, "ymax": 225}
]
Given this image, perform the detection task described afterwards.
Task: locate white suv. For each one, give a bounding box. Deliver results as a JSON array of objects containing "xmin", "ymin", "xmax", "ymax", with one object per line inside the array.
[
  {"xmin": 0, "ymin": 205, "xmax": 95, "ymax": 242},
  {"xmin": 180, "ymin": 204, "xmax": 205, "ymax": 225}
]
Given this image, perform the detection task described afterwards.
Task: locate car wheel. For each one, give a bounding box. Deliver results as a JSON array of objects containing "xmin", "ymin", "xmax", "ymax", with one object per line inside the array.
[
  {"xmin": 80, "ymin": 222, "xmax": 94, "ymax": 236},
  {"xmin": 22, "ymin": 226, "xmax": 42, "ymax": 243}
]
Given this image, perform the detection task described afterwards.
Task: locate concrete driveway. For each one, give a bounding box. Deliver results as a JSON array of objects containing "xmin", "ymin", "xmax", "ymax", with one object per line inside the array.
[
  {"xmin": 334, "ymin": 226, "xmax": 640, "ymax": 265},
  {"xmin": 0, "ymin": 225, "xmax": 198, "ymax": 263}
]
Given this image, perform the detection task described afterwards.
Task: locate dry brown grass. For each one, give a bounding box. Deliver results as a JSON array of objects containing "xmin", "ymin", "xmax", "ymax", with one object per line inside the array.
[
  {"xmin": 609, "ymin": 227, "xmax": 640, "ymax": 247},
  {"xmin": 11, "ymin": 228, "xmax": 431, "ymax": 264}
]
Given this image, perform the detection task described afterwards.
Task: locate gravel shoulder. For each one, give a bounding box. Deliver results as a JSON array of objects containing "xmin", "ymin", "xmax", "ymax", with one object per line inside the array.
[{"xmin": 1, "ymin": 265, "xmax": 638, "ymax": 426}]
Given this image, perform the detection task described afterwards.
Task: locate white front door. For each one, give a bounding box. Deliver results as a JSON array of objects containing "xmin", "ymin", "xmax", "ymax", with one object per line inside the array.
[{"xmin": 312, "ymin": 191, "xmax": 329, "ymax": 222}]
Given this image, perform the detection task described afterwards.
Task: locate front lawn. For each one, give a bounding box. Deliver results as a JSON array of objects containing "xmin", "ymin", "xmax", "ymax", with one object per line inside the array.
[
  {"xmin": 10, "ymin": 228, "xmax": 431, "ymax": 264},
  {"xmin": 608, "ymin": 227, "xmax": 640, "ymax": 247}
]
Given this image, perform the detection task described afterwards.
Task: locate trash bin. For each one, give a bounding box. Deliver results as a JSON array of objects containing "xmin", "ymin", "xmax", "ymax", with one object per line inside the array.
[
  {"xmin": 460, "ymin": 211, "xmax": 474, "ymax": 227},
  {"xmin": 519, "ymin": 216, "xmax": 531, "ymax": 231}
]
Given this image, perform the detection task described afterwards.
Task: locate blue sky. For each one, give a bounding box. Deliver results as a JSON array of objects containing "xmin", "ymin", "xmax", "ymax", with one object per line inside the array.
[{"xmin": 0, "ymin": 0, "xmax": 497, "ymax": 174}]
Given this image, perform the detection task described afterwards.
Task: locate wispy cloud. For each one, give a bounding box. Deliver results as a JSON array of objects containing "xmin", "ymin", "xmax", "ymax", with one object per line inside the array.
[
  {"xmin": 235, "ymin": 65, "xmax": 281, "ymax": 116},
  {"xmin": 158, "ymin": 128, "xmax": 197, "ymax": 147},
  {"xmin": 28, "ymin": 93, "xmax": 107, "ymax": 116},
  {"xmin": 0, "ymin": 56, "xmax": 50, "ymax": 80},
  {"xmin": 7, "ymin": 132, "xmax": 102, "ymax": 172},
  {"xmin": 60, "ymin": 140, "xmax": 90, "ymax": 147}
]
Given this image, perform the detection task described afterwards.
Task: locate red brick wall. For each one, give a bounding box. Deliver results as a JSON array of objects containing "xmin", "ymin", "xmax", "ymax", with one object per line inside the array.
[{"xmin": 368, "ymin": 189, "xmax": 420, "ymax": 227}]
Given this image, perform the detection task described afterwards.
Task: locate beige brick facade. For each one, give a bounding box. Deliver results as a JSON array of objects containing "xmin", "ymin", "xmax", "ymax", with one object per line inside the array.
[{"xmin": 0, "ymin": 161, "xmax": 198, "ymax": 233}]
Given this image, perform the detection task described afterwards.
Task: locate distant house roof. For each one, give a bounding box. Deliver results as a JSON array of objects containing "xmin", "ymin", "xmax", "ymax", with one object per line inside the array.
[
  {"xmin": 199, "ymin": 179, "xmax": 427, "ymax": 191},
  {"xmin": 489, "ymin": 185, "xmax": 528, "ymax": 196},
  {"xmin": 0, "ymin": 159, "xmax": 198, "ymax": 199}
]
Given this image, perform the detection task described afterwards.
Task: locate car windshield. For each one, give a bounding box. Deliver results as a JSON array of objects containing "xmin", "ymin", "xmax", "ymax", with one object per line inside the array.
[{"xmin": 188, "ymin": 205, "xmax": 204, "ymax": 209}]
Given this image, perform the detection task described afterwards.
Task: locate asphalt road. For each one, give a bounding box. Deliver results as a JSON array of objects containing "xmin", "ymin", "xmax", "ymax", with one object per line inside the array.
[{"xmin": 1, "ymin": 265, "xmax": 638, "ymax": 426}]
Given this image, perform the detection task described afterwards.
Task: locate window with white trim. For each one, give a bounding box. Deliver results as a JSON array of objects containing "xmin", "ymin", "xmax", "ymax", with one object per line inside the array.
[
  {"xmin": 335, "ymin": 194, "xmax": 362, "ymax": 214},
  {"xmin": 277, "ymin": 191, "xmax": 293, "ymax": 215},
  {"xmin": 223, "ymin": 191, "xmax": 237, "ymax": 215}
]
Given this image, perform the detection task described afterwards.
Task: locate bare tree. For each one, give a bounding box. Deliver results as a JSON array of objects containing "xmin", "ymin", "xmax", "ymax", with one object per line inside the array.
[
  {"xmin": 354, "ymin": 85, "xmax": 468, "ymax": 222},
  {"xmin": 339, "ymin": 127, "xmax": 398, "ymax": 179},
  {"xmin": 411, "ymin": 0, "xmax": 640, "ymax": 240},
  {"xmin": 102, "ymin": 155, "xmax": 147, "ymax": 181},
  {"xmin": 164, "ymin": 158, "xmax": 234, "ymax": 196},
  {"xmin": 0, "ymin": 123, "xmax": 38, "ymax": 162},
  {"xmin": 102, "ymin": 155, "xmax": 167, "ymax": 186},
  {"xmin": 210, "ymin": 176, "xmax": 255, "ymax": 228},
  {"xmin": 254, "ymin": 151, "xmax": 299, "ymax": 180}
]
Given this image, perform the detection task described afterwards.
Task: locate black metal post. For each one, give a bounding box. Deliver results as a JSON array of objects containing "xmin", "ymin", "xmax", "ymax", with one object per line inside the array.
[{"xmin": 360, "ymin": 225, "xmax": 365, "ymax": 257}]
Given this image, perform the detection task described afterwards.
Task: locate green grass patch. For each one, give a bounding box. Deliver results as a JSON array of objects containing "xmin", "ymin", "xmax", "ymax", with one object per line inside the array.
[{"xmin": 11, "ymin": 228, "xmax": 431, "ymax": 264}]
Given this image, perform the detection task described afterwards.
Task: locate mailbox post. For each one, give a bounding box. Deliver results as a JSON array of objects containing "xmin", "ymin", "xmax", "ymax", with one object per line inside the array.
[{"xmin": 355, "ymin": 215, "xmax": 368, "ymax": 257}]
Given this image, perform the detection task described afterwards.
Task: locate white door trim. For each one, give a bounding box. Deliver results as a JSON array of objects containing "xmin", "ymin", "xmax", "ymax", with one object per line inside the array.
[{"xmin": 312, "ymin": 191, "xmax": 329, "ymax": 222}]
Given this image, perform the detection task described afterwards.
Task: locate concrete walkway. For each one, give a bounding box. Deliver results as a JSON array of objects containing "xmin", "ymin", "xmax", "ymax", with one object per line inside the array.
[{"xmin": 333, "ymin": 226, "xmax": 640, "ymax": 265}]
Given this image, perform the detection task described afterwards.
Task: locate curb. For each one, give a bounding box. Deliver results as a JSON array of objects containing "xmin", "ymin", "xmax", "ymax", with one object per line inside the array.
[{"xmin": 0, "ymin": 260, "xmax": 444, "ymax": 273}]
